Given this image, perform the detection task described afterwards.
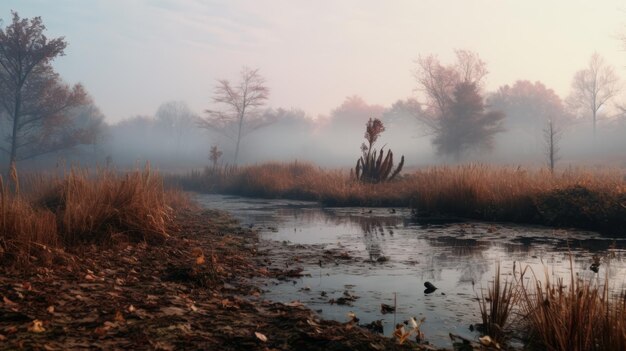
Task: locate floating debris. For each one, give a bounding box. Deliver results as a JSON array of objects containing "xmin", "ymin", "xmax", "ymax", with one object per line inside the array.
[
  {"xmin": 380, "ymin": 303, "xmax": 395, "ymax": 314},
  {"xmin": 424, "ymin": 281, "xmax": 438, "ymax": 294}
]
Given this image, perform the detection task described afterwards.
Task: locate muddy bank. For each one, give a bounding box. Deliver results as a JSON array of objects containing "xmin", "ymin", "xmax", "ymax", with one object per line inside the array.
[{"xmin": 0, "ymin": 209, "xmax": 433, "ymax": 350}]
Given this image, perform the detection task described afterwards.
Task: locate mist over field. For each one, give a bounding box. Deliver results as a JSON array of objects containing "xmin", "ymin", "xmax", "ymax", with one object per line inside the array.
[
  {"xmin": 4, "ymin": 3, "xmax": 626, "ymax": 350},
  {"xmin": 1, "ymin": 1, "xmax": 625, "ymax": 173}
]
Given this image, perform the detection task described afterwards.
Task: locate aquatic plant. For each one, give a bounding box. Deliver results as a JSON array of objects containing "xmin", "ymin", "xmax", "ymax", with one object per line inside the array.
[
  {"xmin": 477, "ymin": 263, "xmax": 518, "ymax": 345},
  {"xmin": 354, "ymin": 118, "xmax": 404, "ymax": 183},
  {"xmin": 517, "ymin": 259, "xmax": 626, "ymax": 351}
]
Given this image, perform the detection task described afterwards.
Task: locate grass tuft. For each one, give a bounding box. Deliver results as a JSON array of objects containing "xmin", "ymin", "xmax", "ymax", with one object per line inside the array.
[
  {"xmin": 516, "ymin": 259, "xmax": 626, "ymax": 351},
  {"xmin": 477, "ymin": 262, "xmax": 519, "ymax": 344},
  {"xmin": 0, "ymin": 166, "xmax": 188, "ymax": 266}
]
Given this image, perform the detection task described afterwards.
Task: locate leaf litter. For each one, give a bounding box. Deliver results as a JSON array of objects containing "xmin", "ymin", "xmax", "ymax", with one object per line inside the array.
[{"xmin": 0, "ymin": 209, "xmax": 441, "ymax": 350}]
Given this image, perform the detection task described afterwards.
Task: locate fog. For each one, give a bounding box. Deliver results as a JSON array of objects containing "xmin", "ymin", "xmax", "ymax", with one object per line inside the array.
[
  {"xmin": 6, "ymin": 92, "xmax": 625, "ymax": 173},
  {"xmin": 1, "ymin": 1, "xmax": 626, "ymax": 173}
]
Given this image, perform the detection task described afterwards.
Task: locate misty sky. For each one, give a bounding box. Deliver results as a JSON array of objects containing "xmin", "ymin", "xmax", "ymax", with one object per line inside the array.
[{"xmin": 2, "ymin": 0, "xmax": 625, "ymax": 123}]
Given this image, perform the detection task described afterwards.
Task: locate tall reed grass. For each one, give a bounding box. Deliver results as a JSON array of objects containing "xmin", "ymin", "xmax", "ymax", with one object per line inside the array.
[
  {"xmin": 477, "ymin": 261, "xmax": 626, "ymax": 350},
  {"xmin": 517, "ymin": 260, "xmax": 626, "ymax": 351},
  {"xmin": 477, "ymin": 263, "xmax": 518, "ymax": 344},
  {"xmin": 0, "ymin": 167, "xmax": 187, "ymax": 265},
  {"xmin": 173, "ymin": 162, "xmax": 626, "ymax": 234}
]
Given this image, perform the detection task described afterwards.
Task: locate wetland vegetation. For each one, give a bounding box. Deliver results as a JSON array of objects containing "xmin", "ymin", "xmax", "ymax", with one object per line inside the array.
[{"xmin": 2, "ymin": 3, "xmax": 626, "ymax": 351}]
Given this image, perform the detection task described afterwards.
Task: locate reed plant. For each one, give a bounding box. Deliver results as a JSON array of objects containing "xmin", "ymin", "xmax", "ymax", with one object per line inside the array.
[
  {"xmin": 517, "ymin": 259, "xmax": 626, "ymax": 351},
  {"xmin": 173, "ymin": 161, "xmax": 626, "ymax": 233},
  {"xmin": 477, "ymin": 263, "xmax": 519, "ymax": 344}
]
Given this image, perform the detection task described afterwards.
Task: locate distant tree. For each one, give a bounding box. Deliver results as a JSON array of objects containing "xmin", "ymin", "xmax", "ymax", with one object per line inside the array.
[
  {"xmin": 433, "ymin": 82, "xmax": 504, "ymax": 160},
  {"xmin": 327, "ymin": 96, "xmax": 385, "ymax": 128},
  {"xmin": 384, "ymin": 98, "xmax": 423, "ymax": 124},
  {"xmin": 567, "ymin": 53, "xmax": 620, "ymax": 138},
  {"xmin": 543, "ymin": 119, "xmax": 561, "ymax": 173},
  {"xmin": 155, "ymin": 101, "xmax": 197, "ymax": 155},
  {"xmin": 489, "ymin": 80, "xmax": 570, "ymax": 133},
  {"xmin": 209, "ymin": 145, "xmax": 222, "ymax": 168},
  {"xmin": 200, "ymin": 67, "xmax": 269, "ymax": 164},
  {"xmin": 0, "ymin": 12, "xmax": 95, "ymax": 169},
  {"xmin": 414, "ymin": 49, "xmax": 487, "ymax": 124},
  {"xmin": 413, "ymin": 50, "xmax": 502, "ymax": 159}
]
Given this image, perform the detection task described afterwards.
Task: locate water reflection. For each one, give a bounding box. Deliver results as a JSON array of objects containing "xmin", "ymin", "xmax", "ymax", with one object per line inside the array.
[{"xmin": 194, "ymin": 194, "xmax": 626, "ymax": 348}]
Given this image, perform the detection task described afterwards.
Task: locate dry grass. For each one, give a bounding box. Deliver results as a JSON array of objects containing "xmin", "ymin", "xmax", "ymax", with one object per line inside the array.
[
  {"xmin": 174, "ymin": 162, "xmax": 626, "ymax": 233},
  {"xmin": 0, "ymin": 166, "xmax": 189, "ymax": 266},
  {"xmin": 477, "ymin": 263, "xmax": 519, "ymax": 344},
  {"xmin": 517, "ymin": 260, "xmax": 626, "ymax": 351}
]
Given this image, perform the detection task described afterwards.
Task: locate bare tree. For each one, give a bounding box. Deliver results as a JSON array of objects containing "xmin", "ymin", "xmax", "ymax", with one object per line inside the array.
[
  {"xmin": 0, "ymin": 12, "xmax": 94, "ymax": 170},
  {"xmin": 200, "ymin": 67, "xmax": 269, "ymax": 164},
  {"xmin": 414, "ymin": 49, "xmax": 487, "ymax": 124},
  {"xmin": 543, "ymin": 119, "xmax": 561, "ymax": 173},
  {"xmin": 567, "ymin": 53, "xmax": 620, "ymax": 138},
  {"xmin": 155, "ymin": 101, "xmax": 197, "ymax": 155},
  {"xmin": 413, "ymin": 50, "xmax": 501, "ymax": 159},
  {"xmin": 209, "ymin": 145, "xmax": 222, "ymax": 168}
]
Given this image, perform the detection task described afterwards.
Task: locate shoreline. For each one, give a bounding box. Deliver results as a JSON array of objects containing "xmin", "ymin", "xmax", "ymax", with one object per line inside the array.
[
  {"xmin": 171, "ymin": 162, "xmax": 626, "ymax": 236},
  {"xmin": 0, "ymin": 209, "xmax": 430, "ymax": 350}
]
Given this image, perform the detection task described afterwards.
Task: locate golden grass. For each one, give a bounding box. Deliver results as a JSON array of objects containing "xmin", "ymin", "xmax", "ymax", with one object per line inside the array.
[
  {"xmin": 174, "ymin": 162, "xmax": 626, "ymax": 233},
  {"xmin": 477, "ymin": 263, "xmax": 519, "ymax": 344},
  {"xmin": 517, "ymin": 260, "xmax": 626, "ymax": 351},
  {"xmin": 0, "ymin": 167, "xmax": 189, "ymax": 266},
  {"xmin": 476, "ymin": 261, "xmax": 626, "ymax": 350}
]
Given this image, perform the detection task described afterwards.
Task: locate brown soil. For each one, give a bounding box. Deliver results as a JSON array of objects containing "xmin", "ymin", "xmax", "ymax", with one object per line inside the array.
[{"xmin": 0, "ymin": 209, "xmax": 438, "ymax": 350}]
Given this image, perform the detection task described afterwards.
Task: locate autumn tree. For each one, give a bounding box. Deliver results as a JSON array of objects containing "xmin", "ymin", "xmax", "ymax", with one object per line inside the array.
[
  {"xmin": 200, "ymin": 67, "xmax": 269, "ymax": 164},
  {"xmin": 489, "ymin": 80, "xmax": 570, "ymax": 133},
  {"xmin": 413, "ymin": 50, "xmax": 502, "ymax": 159},
  {"xmin": 433, "ymin": 82, "xmax": 504, "ymax": 160},
  {"xmin": 414, "ymin": 50, "xmax": 487, "ymax": 122},
  {"xmin": 383, "ymin": 98, "xmax": 423, "ymax": 126},
  {"xmin": 567, "ymin": 53, "xmax": 620, "ymax": 138},
  {"xmin": 0, "ymin": 12, "xmax": 96, "ymax": 169}
]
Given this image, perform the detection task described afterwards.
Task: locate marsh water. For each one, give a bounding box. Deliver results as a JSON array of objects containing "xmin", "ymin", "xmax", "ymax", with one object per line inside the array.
[{"xmin": 195, "ymin": 194, "xmax": 626, "ymax": 348}]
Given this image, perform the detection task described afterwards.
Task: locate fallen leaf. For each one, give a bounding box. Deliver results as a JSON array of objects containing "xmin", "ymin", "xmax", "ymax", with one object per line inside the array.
[
  {"xmin": 28, "ymin": 320, "xmax": 46, "ymax": 333},
  {"xmin": 196, "ymin": 255, "xmax": 205, "ymax": 265},
  {"xmin": 94, "ymin": 326, "xmax": 109, "ymax": 337},
  {"xmin": 2, "ymin": 296, "xmax": 17, "ymax": 306},
  {"xmin": 284, "ymin": 301, "xmax": 303, "ymax": 307},
  {"xmin": 479, "ymin": 335, "xmax": 501, "ymax": 349},
  {"xmin": 47, "ymin": 306, "xmax": 55, "ymax": 314},
  {"xmin": 255, "ymin": 331, "xmax": 268, "ymax": 342},
  {"xmin": 153, "ymin": 341, "xmax": 175, "ymax": 351},
  {"xmin": 160, "ymin": 307, "xmax": 186, "ymax": 316},
  {"xmin": 84, "ymin": 273, "xmax": 96, "ymax": 281},
  {"xmin": 0, "ymin": 334, "xmax": 6, "ymax": 341},
  {"xmin": 114, "ymin": 311, "xmax": 125, "ymax": 323}
]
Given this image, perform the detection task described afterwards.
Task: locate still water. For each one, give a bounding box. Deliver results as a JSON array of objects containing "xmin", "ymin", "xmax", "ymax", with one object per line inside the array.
[{"xmin": 195, "ymin": 194, "xmax": 626, "ymax": 348}]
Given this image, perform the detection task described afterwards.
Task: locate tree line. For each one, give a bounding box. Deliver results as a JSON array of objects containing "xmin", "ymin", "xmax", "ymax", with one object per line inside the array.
[{"xmin": 1, "ymin": 12, "xmax": 624, "ymax": 173}]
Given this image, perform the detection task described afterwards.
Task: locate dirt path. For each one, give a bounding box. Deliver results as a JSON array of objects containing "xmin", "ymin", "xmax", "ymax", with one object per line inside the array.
[{"xmin": 1, "ymin": 209, "xmax": 436, "ymax": 350}]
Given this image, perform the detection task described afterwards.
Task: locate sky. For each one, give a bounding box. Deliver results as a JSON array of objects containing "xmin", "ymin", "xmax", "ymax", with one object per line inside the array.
[{"xmin": 1, "ymin": 0, "xmax": 625, "ymax": 123}]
